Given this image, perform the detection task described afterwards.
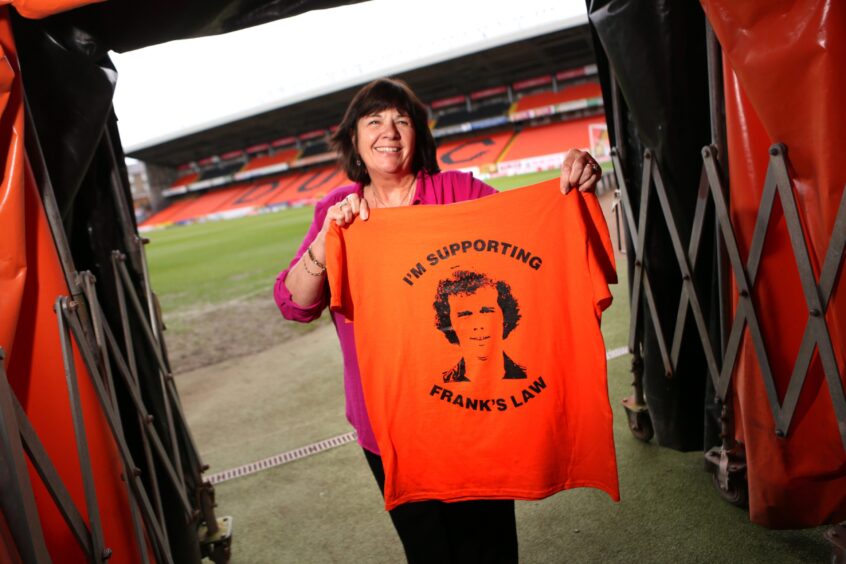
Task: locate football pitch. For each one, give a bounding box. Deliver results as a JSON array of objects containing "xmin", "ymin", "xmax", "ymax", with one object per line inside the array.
[{"xmin": 145, "ymin": 169, "xmax": 561, "ymax": 314}]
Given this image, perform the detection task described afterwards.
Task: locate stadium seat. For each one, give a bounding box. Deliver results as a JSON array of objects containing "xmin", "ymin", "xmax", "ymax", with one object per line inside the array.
[
  {"xmin": 511, "ymin": 81, "xmax": 602, "ymax": 114},
  {"xmin": 224, "ymin": 181, "xmax": 281, "ymax": 209},
  {"xmin": 198, "ymin": 160, "xmax": 245, "ymax": 181},
  {"xmin": 437, "ymin": 131, "xmax": 514, "ymax": 170},
  {"xmin": 270, "ymin": 166, "xmax": 349, "ymax": 205},
  {"xmin": 435, "ymin": 100, "xmax": 511, "ymax": 129},
  {"xmin": 166, "ymin": 184, "xmax": 251, "ymax": 223},
  {"xmin": 299, "ymin": 140, "xmax": 331, "ymax": 158},
  {"xmin": 139, "ymin": 196, "xmax": 198, "ymax": 228},
  {"xmin": 170, "ymin": 171, "xmax": 200, "ymax": 188},
  {"xmin": 500, "ymin": 116, "xmax": 605, "ymax": 162},
  {"xmin": 241, "ymin": 148, "xmax": 300, "ymax": 172}
]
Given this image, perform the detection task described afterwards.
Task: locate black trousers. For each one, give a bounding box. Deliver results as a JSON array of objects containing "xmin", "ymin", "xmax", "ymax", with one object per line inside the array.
[{"xmin": 363, "ymin": 449, "xmax": 519, "ymax": 564}]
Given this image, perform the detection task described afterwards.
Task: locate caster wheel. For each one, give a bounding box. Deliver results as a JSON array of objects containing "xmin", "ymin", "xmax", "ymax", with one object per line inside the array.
[
  {"xmin": 628, "ymin": 410, "xmax": 654, "ymax": 442},
  {"xmin": 711, "ymin": 471, "xmax": 748, "ymax": 508}
]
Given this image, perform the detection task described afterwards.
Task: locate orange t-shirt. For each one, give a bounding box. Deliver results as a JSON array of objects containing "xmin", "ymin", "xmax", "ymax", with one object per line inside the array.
[{"xmin": 326, "ymin": 179, "xmax": 619, "ymax": 510}]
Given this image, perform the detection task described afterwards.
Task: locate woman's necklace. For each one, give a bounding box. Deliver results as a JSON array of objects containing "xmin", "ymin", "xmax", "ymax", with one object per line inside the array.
[{"xmin": 368, "ymin": 177, "xmax": 416, "ymax": 208}]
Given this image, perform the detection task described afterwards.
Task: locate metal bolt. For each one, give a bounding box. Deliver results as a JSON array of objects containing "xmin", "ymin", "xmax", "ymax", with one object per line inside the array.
[
  {"xmin": 769, "ymin": 146, "xmax": 779, "ymax": 156},
  {"xmin": 202, "ymin": 464, "xmax": 211, "ymax": 472},
  {"xmin": 682, "ymin": 274, "xmax": 690, "ymax": 281},
  {"xmin": 810, "ymin": 308, "xmax": 821, "ymax": 317},
  {"xmin": 775, "ymin": 429, "xmax": 786, "ymax": 438},
  {"xmin": 140, "ymin": 237, "xmax": 151, "ymax": 245},
  {"xmin": 740, "ymin": 289, "xmax": 749, "ymax": 298},
  {"xmin": 145, "ymin": 414, "xmax": 154, "ymax": 424},
  {"xmin": 102, "ymin": 548, "xmax": 113, "ymax": 561},
  {"xmin": 133, "ymin": 467, "xmax": 142, "ymax": 477},
  {"xmin": 635, "ymin": 260, "xmax": 642, "ymax": 267},
  {"xmin": 67, "ymin": 299, "xmax": 78, "ymax": 312}
]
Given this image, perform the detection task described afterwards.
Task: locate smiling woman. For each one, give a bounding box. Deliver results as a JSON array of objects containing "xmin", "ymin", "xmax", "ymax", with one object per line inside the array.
[{"xmin": 273, "ymin": 77, "xmax": 602, "ymax": 563}]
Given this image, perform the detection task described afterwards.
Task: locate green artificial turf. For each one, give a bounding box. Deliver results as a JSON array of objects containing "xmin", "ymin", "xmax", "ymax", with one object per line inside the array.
[
  {"xmin": 487, "ymin": 169, "xmax": 561, "ymax": 191},
  {"xmin": 145, "ymin": 207, "xmax": 315, "ymax": 313}
]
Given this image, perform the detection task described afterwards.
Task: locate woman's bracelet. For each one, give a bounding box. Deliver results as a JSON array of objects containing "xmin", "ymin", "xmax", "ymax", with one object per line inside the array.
[
  {"xmin": 307, "ymin": 246, "xmax": 326, "ymax": 269},
  {"xmin": 303, "ymin": 245, "xmax": 326, "ymax": 276}
]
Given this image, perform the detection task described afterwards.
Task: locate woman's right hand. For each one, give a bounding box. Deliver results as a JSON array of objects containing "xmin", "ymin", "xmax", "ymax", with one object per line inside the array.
[
  {"xmin": 322, "ymin": 192, "xmax": 370, "ymax": 231},
  {"xmin": 307, "ymin": 193, "xmax": 371, "ymax": 268}
]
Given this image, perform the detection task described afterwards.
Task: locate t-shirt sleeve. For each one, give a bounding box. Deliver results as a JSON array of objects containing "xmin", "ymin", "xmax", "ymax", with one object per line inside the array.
[
  {"xmin": 325, "ymin": 223, "xmax": 354, "ymax": 321},
  {"xmin": 581, "ymin": 192, "xmax": 617, "ymax": 315}
]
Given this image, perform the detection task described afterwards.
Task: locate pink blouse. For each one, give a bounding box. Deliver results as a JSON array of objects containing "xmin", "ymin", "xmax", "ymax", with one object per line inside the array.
[{"xmin": 274, "ymin": 169, "xmax": 496, "ymax": 453}]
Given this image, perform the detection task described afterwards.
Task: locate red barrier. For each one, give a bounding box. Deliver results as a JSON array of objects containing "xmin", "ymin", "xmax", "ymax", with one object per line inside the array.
[{"xmin": 702, "ymin": 0, "xmax": 846, "ymax": 527}]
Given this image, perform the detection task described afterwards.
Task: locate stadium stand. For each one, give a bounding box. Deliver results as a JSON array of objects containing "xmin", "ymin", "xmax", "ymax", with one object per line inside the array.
[
  {"xmin": 166, "ymin": 184, "xmax": 252, "ymax": 223},
  {"xmin": 142, "ymin": 68, "xmax": 610, "ymax": 230},
  {"xmin": 241, "ymin": 148, "xmax": 300, "ymax": 172},
  {"xmin": 269, "ymin": 166, "xmax": 349, "ymax": 205},
  {"xmin": 223, "ymin": 180, "xmax": 281, "ymax": 210},
  {"xmin": 139, "ymin": 195, "xmax": 197, "ymax": 228},
  {"xmin": 170, "ymin": 171, "xmax": 200, "ymax": 188},
  {"xmin": 299, "ymin": 140, "xmax": 331, "ymax": 158},
  {"xmin": 434, "ymin": 100, "xmax": 512, "ymax": 129},
  {"xmin": 511, "ymin": 81, "xmax": 602, "ymax": 114},
  {"xmin": 437, "ymin": 131, "xmax": 514, "ymax": 171},
  {"xmin": 500, "ymin": 116, "xmax": 604, "ymax": 161},
  {"xmin": 198, "ymin": 159, "xmax": 245, "ymax": 180}
]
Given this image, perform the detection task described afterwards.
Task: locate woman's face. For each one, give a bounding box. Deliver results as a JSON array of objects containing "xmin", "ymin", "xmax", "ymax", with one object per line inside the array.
[{"xmin": 355, "ymin": 107, "xmax": 416, "ymax": 180}]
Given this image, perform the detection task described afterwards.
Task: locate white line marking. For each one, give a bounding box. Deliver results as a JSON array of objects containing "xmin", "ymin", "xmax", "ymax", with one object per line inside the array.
[
  {"xmin": 206, "ymin": 431, "xmax": 358, "ymax": 485},
  {"xmin": 606, "ymin": 347, "xmax": 629, "ymax": 360}
]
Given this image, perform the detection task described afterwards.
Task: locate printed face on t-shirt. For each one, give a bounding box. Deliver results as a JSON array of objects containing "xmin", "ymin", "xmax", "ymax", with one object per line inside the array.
[{"xmin": 448, "ymin": 286, "xmax": 503, "ymax": 362}]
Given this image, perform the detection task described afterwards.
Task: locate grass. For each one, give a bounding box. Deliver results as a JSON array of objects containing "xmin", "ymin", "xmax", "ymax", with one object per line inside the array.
[
  {"xmin": 487, "ymin": 169, "xmax": 560, "ymax": 191},
  {"xmin": 145, "ymin": 207, "xmax": 315, "ymax": 313}
]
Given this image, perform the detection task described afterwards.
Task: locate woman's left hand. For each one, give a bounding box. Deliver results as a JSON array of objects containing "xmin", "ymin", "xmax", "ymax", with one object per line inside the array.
[{"xmin": 560, "ymin": 149, "xmax": 602, "ymax": 195}]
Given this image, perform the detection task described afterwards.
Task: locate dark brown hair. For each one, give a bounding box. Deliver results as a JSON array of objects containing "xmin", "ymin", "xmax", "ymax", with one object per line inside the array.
[
  {"xmin": 331, "ymin": 78, "xmax": 440, "ymax": 185},
  {"xmin": 434, "ymin": 270, "xmax": 521, "ymax": 345}
]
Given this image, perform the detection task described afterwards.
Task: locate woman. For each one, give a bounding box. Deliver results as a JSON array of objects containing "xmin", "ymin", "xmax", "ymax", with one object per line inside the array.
[{"xmin": 275, "ymin": 78, "xmax": 601, "ymax": 563}]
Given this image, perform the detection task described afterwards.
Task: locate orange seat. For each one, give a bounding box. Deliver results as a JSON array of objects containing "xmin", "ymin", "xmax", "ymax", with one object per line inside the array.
[
  {"xmin": 512, "ymin": 82, "xmax": 602, "ymax": 114},
  {"xmin": 139, "ymin": 196, "xmax": 197, "ymax": 227},
  {"xmin": 500, "ymin": 116, "xmax": 605, "ymax": 162},
  {"xmin": 241, "ymin": 148, "xmax": 300, "ymax": 172},
  {"xmin": 272, "ymin": 167, "xmax": 350, "ymax": 205},
  {"xmin": 437, "ymin": 131, "xmax": 514, "ymax": 170},
  {"xmin": 170, "ymin": 171, "xmax": 200, "ymax": 188}
]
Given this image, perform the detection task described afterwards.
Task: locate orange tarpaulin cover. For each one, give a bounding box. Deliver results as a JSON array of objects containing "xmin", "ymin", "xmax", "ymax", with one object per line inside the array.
[
  {"xmin": 3, "ymin": 0, "xmax": 103, "ymax": 18},
  {"xmin": 0, "ymin": 7, "xmax": 147, "ymax": 559},
  {"xmin": 326, "ymin": 180, "xmax": 619, "ymax": 510},
  {"xmin": 701, "ymin": 0, "xmax": 846, "ymax": 527}
]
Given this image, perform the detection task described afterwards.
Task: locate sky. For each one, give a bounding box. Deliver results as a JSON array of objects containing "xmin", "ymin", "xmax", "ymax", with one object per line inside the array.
[{"xmin": 112, "ymin": 0, "xmax": 588, "ymax": 153}]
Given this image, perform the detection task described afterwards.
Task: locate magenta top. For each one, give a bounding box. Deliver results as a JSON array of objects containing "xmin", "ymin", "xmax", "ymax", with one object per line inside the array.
[{"xmin": 274, "ymin": 170, "xmax": 497, "ymax": 453}]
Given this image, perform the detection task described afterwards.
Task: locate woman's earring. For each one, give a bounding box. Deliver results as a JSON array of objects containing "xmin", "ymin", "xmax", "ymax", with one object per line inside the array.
[{"xmin": 356, "ymin": 158, "xmax": 362, "ymax": 167}]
